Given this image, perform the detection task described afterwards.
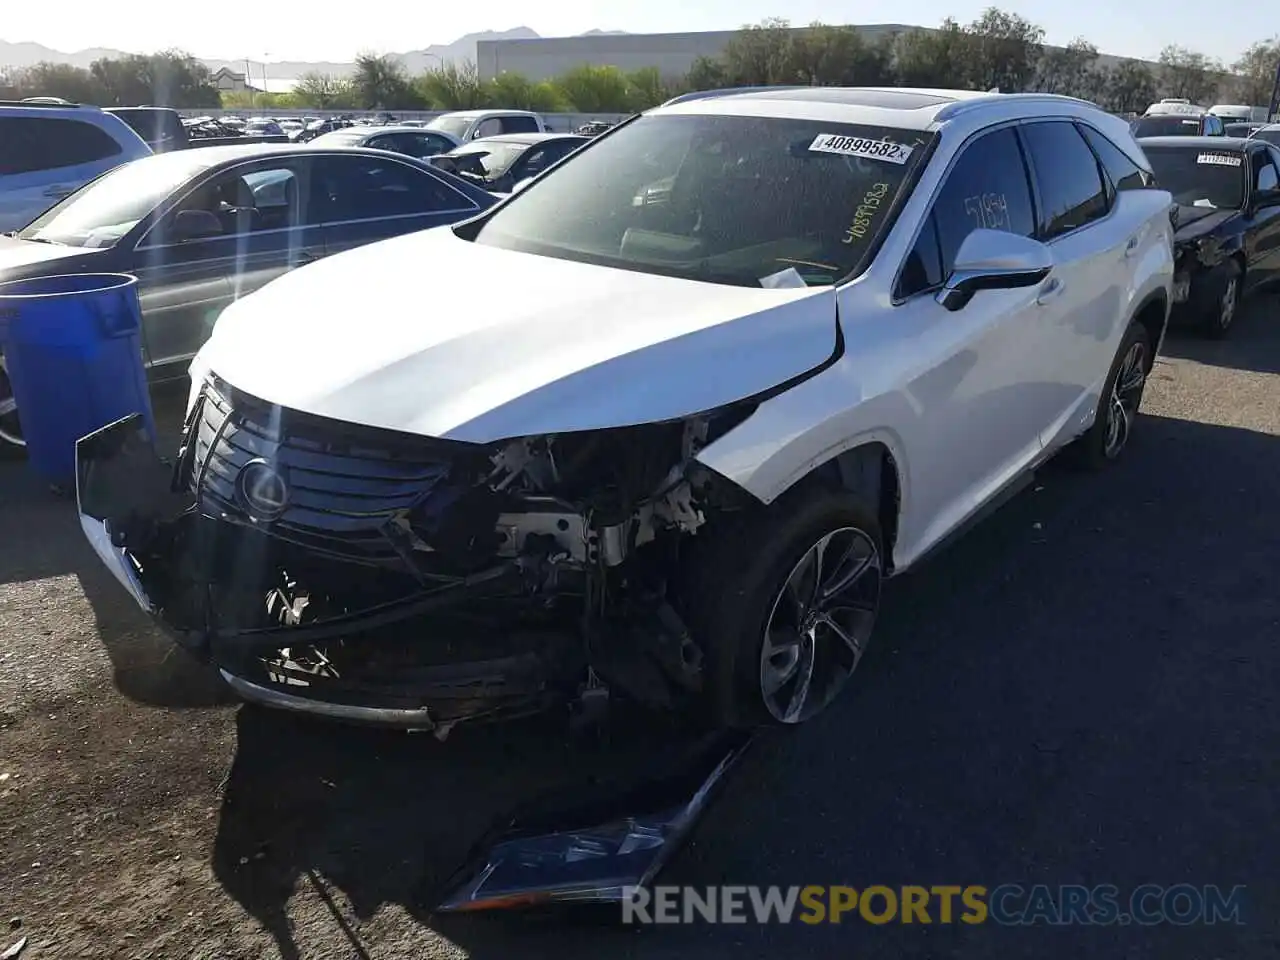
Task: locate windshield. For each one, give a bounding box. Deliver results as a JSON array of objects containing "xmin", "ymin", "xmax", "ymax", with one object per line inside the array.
[
  {"xmin": 312, "ymin": 130, "xmax": 368, "ymax": 147},
  {"xmin": 1144, "ymin": 147, "xmax": 1246, "ymax": 209},
  {"xmin": 471, "ymin": 114, "xmax": 930, "ymax": 288},
  {"xmin": 452, "ymin": 142, "xmax": 526, "ymax": 177},
  {"xmin": 17, "ymin": 152, "xmax": 218, "ymax": 245},
  {"xmin": 427, "ymin": 116, "xmax": 473, "ymax": 140},
  {"xmin": 1132, "ymin": 116, "xmax": 1205, "ymax": 137}
]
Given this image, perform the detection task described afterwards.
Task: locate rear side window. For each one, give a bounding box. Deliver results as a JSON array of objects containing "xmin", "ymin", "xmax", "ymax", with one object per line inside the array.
[
  {"xmin": 1020, "ymin": 122, "xmax": 1109, "ymax": 238},
  {"xmin": 0, "ymin": 117, "xmax": 123, "ymax": 175},
  {"xmin": 500, "ymin": 115, "xmax": 540, "ymax": 134},
  {"xmin": 315, "ymin": 156, "xmax": 474, "ymax": 220},
  {"xmin": 1077, "ymin": 125, "xmax": 1151, "ymax": 192}
]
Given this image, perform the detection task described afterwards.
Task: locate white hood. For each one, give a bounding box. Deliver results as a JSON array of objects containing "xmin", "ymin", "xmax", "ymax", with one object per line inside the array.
[{"xmin": 200, "ymin": 227, "xmax": 838, "ymax": 443}]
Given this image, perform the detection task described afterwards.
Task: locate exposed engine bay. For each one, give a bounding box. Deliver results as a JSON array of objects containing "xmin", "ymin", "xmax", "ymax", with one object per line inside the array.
[{"xmin": 78, "ymin": 376, "xmax": 761, "ymax": 732}]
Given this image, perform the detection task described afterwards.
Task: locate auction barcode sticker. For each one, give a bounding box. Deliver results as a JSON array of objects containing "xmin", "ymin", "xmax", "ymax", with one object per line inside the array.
[
  {"xmin": 809, "ymin": 134, "xmax": 913, "ymax": 164},
  {"xmin": 1197, "ymin": 153, "xmax": 1242, "ymax": 166}
]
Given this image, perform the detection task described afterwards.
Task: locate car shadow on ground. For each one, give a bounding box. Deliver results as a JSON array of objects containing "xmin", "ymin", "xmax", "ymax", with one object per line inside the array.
[
  {"xmin": 0, "ymin": 380, "xmax": 231, "ymax": 709},
  {"xmin": 1159, "ymin": 292, "xmax": 1280, "ymax": 374},
  {"xmin": 209, "ymin": 410, "xmax": 1280, "ymax": 960}
]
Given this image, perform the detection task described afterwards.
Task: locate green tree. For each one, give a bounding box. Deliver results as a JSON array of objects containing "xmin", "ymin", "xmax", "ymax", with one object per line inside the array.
[
  {"xmin": 1037, "ymin": 38, "xmax": 1099, "ymax": 97},
  {"xmin": 484, "ymin": 71, "xmax": 567, "ymax": 112},
  {"xmin": 720, "ymin": 17, "xmax": 795, "ymax": 85},
  {"xmin": 90, "ymin": 51, "xmax": 220, "ymax": 107},
  {"xmin": 892, "ymin": 20, "xmax": 974, "ymax": 88},
  {"xmin": 1105, "ymin": 59, "xmax": 1159, "ymax": 114},
  {"xmin": 352, "ymin": 52, "xmax": 417, "ymax": 109},
  {"xmin": 554, "ymin": 63, "xmax": 634, "ymax": 112},
  {"xmin": 1157, "ymin": 44, "xmax": 1219, "ymax": 103},
  {"xmin": 8, "ymin": 62, "xmax": 104, "ymax": 103},
  {"xmin": 417, "ymin": 60, "xmax": 489, "ymax": 109},
  {"xmin": 787, "ymin": 23, "xmax": 893, "ymax": 86},
  {"xmin": 293, "ymin": 71, "xmax": 356, "ymax": 109},
  {"xmin": 626, "ymin": 67, "xmax": 668, "ymax": 110},
  {"xmin": 683, "ymin": 55, "xmax": 729, "ymax": 92},
  {"xmin": 963, "ymin": 7, "xmax": 1044, "ymax": 92},
  {"xmin": 1229, "ymin": 38, "xmax": 1280, "ymax": 105}
]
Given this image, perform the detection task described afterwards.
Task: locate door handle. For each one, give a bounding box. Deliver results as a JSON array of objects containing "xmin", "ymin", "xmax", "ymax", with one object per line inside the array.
[
  {"xmin": 1035, "ymin": 277, "xmax": 1064, "ymax": 305},
  {"xmin": 1123, "ymin": 235, "xmax": 1140, "ymax": 258}
]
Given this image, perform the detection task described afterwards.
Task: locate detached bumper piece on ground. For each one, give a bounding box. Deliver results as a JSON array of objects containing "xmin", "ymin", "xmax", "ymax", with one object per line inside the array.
[{"xmin": 432, "ymin": 729, "xmax": 753, "ymax": 912}]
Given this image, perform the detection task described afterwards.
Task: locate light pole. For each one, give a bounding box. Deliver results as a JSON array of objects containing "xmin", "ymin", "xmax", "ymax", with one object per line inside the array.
[{"xmin": 244, "ymin": 58, "xmax": 254, "ymax": 110}]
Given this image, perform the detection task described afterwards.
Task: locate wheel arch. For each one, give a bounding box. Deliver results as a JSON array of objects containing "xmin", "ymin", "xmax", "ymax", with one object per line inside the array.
[
  {"xmin": 764, "ymin": 439, "xmax": 905, "ymax": 575},
  {"xmin": 1130, "ymin": 287, "xmax": 1169, "ymax": 360}
]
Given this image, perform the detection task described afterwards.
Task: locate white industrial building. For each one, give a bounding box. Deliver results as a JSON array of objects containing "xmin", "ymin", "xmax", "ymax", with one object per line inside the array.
[
  {"xmin": 476, "ymin": 25, "xmax": 1158, "ymax": 83},
  {"xmin": 476, "ymin": 25, "xmax": 911, "ymax": 82}
]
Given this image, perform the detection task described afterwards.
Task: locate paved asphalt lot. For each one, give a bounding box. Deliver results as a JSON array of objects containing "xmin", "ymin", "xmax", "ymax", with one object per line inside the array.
[{"xmin": 2, "ymin": 298, "xmax": 1280, "ymax": 958}]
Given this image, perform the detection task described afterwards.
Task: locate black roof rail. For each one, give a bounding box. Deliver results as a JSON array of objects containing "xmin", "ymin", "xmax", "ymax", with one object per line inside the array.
[{"xmin": 0, "ymin": 98, "xmax": 88, "ymax": 109}]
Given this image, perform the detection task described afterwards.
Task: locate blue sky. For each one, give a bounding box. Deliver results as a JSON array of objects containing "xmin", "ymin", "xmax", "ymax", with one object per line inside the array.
[{"xmin": 4, "ymin": 0, "xmax": 1274, "ymax": 64}]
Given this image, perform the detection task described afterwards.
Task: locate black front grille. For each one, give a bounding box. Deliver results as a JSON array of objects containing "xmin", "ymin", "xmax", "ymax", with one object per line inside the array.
[{"xmin": 187, "ymin": 378, "xmax": 457, "ymax": 564}]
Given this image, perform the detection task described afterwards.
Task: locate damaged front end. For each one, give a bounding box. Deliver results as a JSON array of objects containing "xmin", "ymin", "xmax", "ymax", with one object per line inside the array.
[{"xmin": 76, "ymin": 375, "xmax": 757, "ymax": 731}]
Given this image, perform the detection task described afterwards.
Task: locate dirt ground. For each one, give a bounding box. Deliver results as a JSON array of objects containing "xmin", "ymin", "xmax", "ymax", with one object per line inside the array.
[{"xmin": 4, "ymin": 302, "xmax": 1280, "ymax": 959}]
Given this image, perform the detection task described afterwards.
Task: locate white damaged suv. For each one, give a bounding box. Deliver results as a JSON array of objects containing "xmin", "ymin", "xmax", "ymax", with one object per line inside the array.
[{"xmin": 77, "ymin": 87, "xmax": 1173, "ymax": 730}]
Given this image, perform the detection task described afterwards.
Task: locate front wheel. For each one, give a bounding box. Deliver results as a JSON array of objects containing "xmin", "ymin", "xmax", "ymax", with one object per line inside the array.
[
  {"xmin": 682, "ymin": 488, "xmax": 884, "ymax": 728},
  {"xmin": 0, "ymin": 355, "xmax": 24, "ymax": 449}
]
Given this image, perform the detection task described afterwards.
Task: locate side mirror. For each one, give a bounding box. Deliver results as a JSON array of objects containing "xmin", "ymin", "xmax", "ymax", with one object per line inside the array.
[
  {"xmin": 511, "ymin": 178, "xmax": 534, "ymax": 194},
  {"xmin": 937, "ymin": 229, "xmax": 1053, "ymax": 312},
  {"xmin": 173, "ymin": 209, "xmax": 223, "ymax": 242}
]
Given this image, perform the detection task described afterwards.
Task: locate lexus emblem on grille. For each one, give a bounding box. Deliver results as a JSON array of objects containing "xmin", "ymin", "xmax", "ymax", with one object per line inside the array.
[{"xmin": 235, "ymin": 459, "xmax": 289, "ymax": 521}]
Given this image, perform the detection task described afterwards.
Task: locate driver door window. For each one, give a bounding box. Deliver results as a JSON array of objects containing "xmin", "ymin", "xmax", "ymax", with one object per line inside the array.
[{"xmin": 897, "ymin": 126, "xmax": 1036, "ymax": 299}]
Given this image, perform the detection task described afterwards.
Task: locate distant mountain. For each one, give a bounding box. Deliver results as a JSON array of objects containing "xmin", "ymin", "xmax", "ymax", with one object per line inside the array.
[
  {"xmin": 0, "ymin": 27, "xmax": 628, "ymax": 80},
  {"xmin": 0, "ymin": 40, "xmax": 131, "ymax": 70}
]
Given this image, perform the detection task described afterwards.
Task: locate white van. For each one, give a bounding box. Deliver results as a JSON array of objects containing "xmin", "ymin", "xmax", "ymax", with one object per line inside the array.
[{"xmin": 1207, "ymin": 104, "xmax": 1270, "ymax": 123}]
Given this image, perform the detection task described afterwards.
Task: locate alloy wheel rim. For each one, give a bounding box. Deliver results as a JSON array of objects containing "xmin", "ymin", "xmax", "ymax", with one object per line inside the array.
[
  {"xmin": 1103, "ymin": 341, "xmax": 1148, "ymax": 459},
  {"xmin": 1219, "ymin": 278, "xmax": 1238, "ymax": 329},
  {"xmin": 759, "ymin": 526, "xmax": 881, "ymax": 724},
  {"xmin": 0, "ymin": 356, "xmax": 23, "ymax": 448}
]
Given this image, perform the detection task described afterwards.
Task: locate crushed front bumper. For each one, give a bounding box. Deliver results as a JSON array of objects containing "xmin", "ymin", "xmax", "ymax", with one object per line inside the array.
[{"xmin": 74, "ymin": 413, "xmax": 572, "ymax": 729}]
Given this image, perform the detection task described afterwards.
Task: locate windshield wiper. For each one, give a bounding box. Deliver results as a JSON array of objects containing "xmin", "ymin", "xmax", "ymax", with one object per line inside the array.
[{"xmin": 11, "ymin": 234, "xmax": 64, "ymax": 245}]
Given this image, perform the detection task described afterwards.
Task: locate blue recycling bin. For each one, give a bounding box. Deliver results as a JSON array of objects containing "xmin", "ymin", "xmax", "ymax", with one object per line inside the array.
[{"xmin": 0, "ymin": 273, "xmax": 155, "ymax": 487}]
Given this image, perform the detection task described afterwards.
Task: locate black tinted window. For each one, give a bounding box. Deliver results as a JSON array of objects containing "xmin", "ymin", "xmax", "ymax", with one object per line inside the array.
[
  {"xmin": 1132, "ymin": 115, "xmax": 1206, "ymax": 137},
  {"xmin": 317, "ymin": 156, "xmax": 472, "ymax": 220},
  {"xmin": 932, "ymin": 127, "xmax": 1035, "ymax": 276},
  {"xmin": 1078, "ymin": 125, "xmax": 1150, "ymax": 192},
  {"xmin": 1020, "ymin": 122, "xmax": 1109, "ymax": 238},
  {"xmin": 898, "ymin": 212, "xmax": 944, "ymax": 297},
  {"xmin": 500, "ymin": 116, "xmax": 540, "ymax": 134},
  {"xmin": 0, "ymin": 117, "xmax": 122, "ymax": 175}
]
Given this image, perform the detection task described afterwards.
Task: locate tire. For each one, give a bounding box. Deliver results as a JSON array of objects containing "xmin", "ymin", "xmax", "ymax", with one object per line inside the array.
[
  {"xmin": 0, "ymin": 354, "xmax": 24, "ymax": 450},
  {"xmin": 681, "ymin": 482, "xmax": 884, "ymax": 728},
  {"xmin": 1066, "ymin": 320, "xmax": 1152, "ymax": 470},
  {"xmin": 1200, "ymin": 259, "xmax": 1242, "ymax": 340}
]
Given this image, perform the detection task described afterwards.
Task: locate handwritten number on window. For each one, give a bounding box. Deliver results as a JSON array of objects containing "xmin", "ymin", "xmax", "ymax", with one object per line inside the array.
[{"xmin": 964, "ymin": 193, "xmax": 1010, "ymax": 231}]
